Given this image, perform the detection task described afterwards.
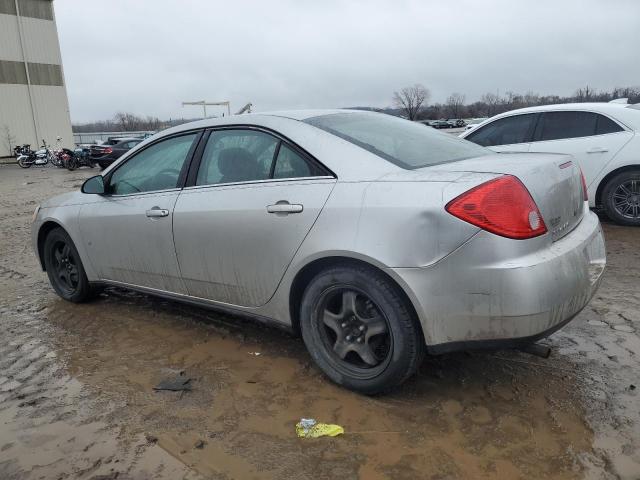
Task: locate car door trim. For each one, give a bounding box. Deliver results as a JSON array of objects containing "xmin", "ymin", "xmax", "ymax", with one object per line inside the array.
[{"xmin": 180, "ymin": 176, "xmax": 336, "ymax": 193}]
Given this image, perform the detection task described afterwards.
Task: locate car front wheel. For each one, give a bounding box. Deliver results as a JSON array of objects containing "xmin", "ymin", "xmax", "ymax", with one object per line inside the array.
[
  {"xmin": 300, "ymin": 264, "xmax": 424, "ymax": 394},
  {"xmin": 43, "ymin": 227, "xmax": 93, "ymax": 302},
  {"xmin": 602, "ymin": 170, "xmax": 640, "ymax": 226}
]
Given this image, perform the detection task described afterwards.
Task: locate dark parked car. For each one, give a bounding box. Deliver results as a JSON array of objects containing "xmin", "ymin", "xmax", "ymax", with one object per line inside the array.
[
  {"xmin": 430, "ymin": 120, "xmax": 452, "ymax": 129},
  {"xmin": 90, "ymin": 138, "xmax": 142, "ymax": 169}
]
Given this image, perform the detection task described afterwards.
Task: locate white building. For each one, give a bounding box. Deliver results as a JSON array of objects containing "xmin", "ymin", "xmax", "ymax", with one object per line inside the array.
[{"xmin": 0, "ymin": 0, "xmax": 73, "ymax": 156}]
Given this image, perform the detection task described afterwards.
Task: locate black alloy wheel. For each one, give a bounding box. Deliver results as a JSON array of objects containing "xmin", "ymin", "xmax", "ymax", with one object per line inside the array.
[
  {"xmin": 300, "ymin": 264, "xmax": 424, "ymax": 394},
  {"xmin": 43, "ymin": 228, "xmax": 93, "ymax": 302},
  {"xmin": 603, "ymin": 170, "xmax": 640, "ymax": 226}
]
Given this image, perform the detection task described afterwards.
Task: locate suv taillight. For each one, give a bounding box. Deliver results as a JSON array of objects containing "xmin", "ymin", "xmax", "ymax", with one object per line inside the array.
[
  {"xmin": 580, "ymin": 169, "xmax": 588, "ymax": 201},
  {"xmin": 104, "ymin": 147, "xmax": 113, "ymax": 154},
  {"xmin": 445, "ymin": 175, "xmax": 547, "ymax": 239}
]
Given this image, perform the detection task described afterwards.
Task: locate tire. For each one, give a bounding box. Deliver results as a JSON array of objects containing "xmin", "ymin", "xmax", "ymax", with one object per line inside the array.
[
  {"xmin": 66, "ymin": 158, "xmax": 77, "ymax": 171},
  {"xmin": 98, "ymin": 161, "xmax": 108, "ymax": 170},
  {"xmin": 43, "ymin": 227, "xmax": 94, "ymax": 302},
  {"xmin": 602, "ymin": 170, "xmax": 640, "ymax": 226},
  {"xmin": 299, "ymin": 264, "xmax": 424, "ymax": 394},
  {"xmin": 18, "ymin": 157, "xmax": 32, "ymax": 168}
]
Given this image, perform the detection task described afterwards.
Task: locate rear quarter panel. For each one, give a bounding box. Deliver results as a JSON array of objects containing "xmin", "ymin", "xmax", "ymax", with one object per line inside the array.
[{"xmin": 258, "ymin": 178, "xmax": 483, "ymax": 324}]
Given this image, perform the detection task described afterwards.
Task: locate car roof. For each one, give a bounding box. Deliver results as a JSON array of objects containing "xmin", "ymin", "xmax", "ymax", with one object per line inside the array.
[
  {"xmin": 112, "ymin": 109, "xmax": 404, "ymax": 182},
  {"xmin": 498, "ymin": 102, "xmax": 636, "ymax": 115},
  {"xmin": 257, "ymin": 109, "xmax": 352, "ymax": 120},
  {"xmin": 148, "ymin": 109, "xmax": 389, "ymax": 140}
]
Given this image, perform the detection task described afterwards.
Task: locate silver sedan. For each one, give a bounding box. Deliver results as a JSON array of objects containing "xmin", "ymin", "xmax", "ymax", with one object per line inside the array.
[{"xmin": 32, "ymin": 110, "xmax": 606, "ymax": 393}]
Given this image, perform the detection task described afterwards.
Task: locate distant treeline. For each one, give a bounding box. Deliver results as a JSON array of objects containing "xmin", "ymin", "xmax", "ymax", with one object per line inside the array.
[
  {"xmin": 72, "ymin": 112, "xmax": 198, "ymax": 133},
  {"xmin": 358, "ymin": 85, "xmax": 640, "ymax": 120},
  {"xmin": 420, "ymin": 86, "xmax": 640, "ymax": 120},
  {"xmin": 73, "ymin": 85, "xmax": 640, "ymax": 132}
]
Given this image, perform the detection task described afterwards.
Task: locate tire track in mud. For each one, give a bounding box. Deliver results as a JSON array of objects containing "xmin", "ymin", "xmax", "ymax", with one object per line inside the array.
[{"xmin": 0, "ymin": 302, "xmax": 200, "ymax": 480}]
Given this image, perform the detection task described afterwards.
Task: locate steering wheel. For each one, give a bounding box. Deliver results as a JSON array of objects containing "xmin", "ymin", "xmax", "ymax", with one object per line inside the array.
[{"xmin": 144, "ymin": 168, "xmax": 181, "ymax": 190}]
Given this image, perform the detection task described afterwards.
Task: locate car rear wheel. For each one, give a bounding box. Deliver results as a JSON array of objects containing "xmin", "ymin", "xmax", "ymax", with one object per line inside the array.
[
  {"xmin": 43, "ymin": 228, "xmax": 93, "ymax": 302},
  {"xmin": 300, "ymin": 264, "xmax": 424, "ymax": 394},
  {"xmin": 602, "ymin": 170, "xmax": 640, "ymax": 226}
]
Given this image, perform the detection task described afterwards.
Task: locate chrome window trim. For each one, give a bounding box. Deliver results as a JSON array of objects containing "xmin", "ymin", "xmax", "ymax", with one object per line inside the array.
[
  {"xmin": 106, "ymin": 188, "xmax": 182, "ymax": 199},
  {"xmin": 181, "ymin": 176, "xmax": 336, "ymax": 192}
]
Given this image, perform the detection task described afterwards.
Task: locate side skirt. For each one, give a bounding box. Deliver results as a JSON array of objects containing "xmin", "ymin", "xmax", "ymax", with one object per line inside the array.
[{"xmin": 93, "ymin": 280, "xmax": 295, "ymax": 335}]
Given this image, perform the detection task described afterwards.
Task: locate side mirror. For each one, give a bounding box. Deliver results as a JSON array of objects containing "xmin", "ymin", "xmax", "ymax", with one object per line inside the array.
[{"xmin": 81, "ymin": 175, "xmax": 105, "ymax": 194}]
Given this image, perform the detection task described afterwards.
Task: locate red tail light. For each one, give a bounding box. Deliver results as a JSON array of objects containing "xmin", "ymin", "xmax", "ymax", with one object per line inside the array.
[
  {"xmin": 580, "ymin": 169, "xmax": 588, "ymax": 201},
  {"xmin": 445, "ymin": 175, "xmax": 547, "ymax": 239},
  {"xmin": 103, "ymin": 147, "xmax": 113, "ymax": 154}
]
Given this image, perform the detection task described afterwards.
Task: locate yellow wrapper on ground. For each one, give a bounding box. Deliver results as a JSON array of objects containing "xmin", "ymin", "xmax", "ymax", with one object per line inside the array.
[{"xmin": 296, "ymin": 420, "xmax": 344, "ymax": 438}]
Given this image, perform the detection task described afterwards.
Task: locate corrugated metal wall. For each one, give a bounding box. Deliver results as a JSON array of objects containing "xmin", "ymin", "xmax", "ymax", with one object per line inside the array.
[{"xmin": 0, "ymin": 0, "xmax": 73, "ymax": 156}]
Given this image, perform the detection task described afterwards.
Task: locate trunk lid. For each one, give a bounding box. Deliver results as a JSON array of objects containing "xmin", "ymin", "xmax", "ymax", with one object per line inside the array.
[
  {"xmin": 427, "ymin": 152, "xmax": 585, "ymax": 241},
  {"xmin": 89, "ymin": 145, "xmax": 110, "ymax": 158}
]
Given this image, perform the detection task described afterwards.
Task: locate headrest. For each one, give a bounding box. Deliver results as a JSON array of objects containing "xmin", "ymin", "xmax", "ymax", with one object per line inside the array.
[{"xmin": 218, "ymin": 148, "xmax": 256, "ymax": 177}]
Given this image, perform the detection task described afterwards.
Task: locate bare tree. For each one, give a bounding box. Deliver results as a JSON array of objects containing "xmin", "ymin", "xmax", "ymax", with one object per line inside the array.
[
  {"xmin": 393, "ymin": 84, "xmax": 430, "ymax": 120},
  {"xmin": 114, "ymin": 112, "xmax": 141, "ymax": 131},
  {"xmin": 574, "ymin": 85, "xmax": 594, "ymax": 103},
  {"xmin": 112, "ymin": 112, "xmax": 164, "ymax": 132},
  {"xmin": 446, "ymin": 93, "xmax": 466, "ymax": 119},
  {"xmin": 480, "ymin": 92, "xmax": 502, "ymax": 116},
  {"xmin": 2, "ymin": 125, "xmax": 16, "ymax": 157}
]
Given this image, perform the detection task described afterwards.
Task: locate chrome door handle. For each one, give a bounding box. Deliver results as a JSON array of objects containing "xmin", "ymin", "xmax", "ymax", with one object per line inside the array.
[
  {"xmin": 146, "ymin": 207, "xmax": 169, "ymax": 218},
  {"xmin": 587, "ymin": 147, "xmax": 608, "ymax": 153},
  {"xmin": 267, "ymin": 202, "xmax": 303, "ymax": 214}
]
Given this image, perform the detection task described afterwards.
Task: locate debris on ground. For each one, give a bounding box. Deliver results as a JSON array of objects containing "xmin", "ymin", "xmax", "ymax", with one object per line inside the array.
[
  {"xmin": 194, "ymin": 439, "xmax": 206, "ymax": 449},
  {"xmin": 295, "ymin": 418, "xmax": 344, "ymax": 438},
  {"xmin": 153, "ymin": 374, "xmax": 192, "ymax": 392},
  {"xmin": 248, "ymin": 352, "xmax": 261, "ymax": 356}
]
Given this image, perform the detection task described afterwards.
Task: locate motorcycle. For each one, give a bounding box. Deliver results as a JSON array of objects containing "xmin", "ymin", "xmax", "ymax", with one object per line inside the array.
[
  {"xmin": 13, "ymin": 144, "xmax": 32, "ymax": 157},
  {"xmin": 17, "ymin": 138, "xmax": 63, "ymax": 168},
  {"xmin": 64, "ymin": 147, "xmax": 95, "ymax": 171}
]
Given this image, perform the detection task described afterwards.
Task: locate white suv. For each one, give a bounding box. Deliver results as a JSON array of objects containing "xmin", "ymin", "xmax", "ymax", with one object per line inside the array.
[{"xmin": 460, "ymin": 102, "xmax": 640, "ymax": 225}]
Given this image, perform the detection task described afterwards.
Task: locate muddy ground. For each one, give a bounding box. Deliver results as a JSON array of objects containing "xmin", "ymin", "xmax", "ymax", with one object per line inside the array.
[{"xmin": 0, "ymin": 164, "xmax": 638, "ymax": 480}]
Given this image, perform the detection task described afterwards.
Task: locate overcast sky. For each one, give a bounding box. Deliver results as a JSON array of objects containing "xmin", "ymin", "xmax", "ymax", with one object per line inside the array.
[{"xmin": 54, "ymin": 0, "xmax": 640, "ymax": 123}]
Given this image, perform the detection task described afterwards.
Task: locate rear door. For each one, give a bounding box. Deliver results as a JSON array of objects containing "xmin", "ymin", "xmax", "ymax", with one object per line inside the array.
[
  {"xmin": 464, "ymin": 113, "xmax": 538, "ymax": 152},
  {"xmin": 173, "ymin": 128, "xmax": 335, "ymax": 307},
  {"xmin": 527, "ymin": 111, "xmax": 633, "ymax": 192}
]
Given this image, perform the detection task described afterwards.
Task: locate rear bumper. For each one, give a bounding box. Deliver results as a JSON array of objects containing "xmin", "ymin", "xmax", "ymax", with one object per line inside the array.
[{"xmin": 390, "ymin": 207, "xmax": 606, "ymax": 351}]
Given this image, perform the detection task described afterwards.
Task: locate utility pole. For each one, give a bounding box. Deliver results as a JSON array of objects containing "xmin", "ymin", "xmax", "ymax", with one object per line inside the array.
[{"xmin": 181, "ymin": 100, "xmax": 231, "ymax": 118}]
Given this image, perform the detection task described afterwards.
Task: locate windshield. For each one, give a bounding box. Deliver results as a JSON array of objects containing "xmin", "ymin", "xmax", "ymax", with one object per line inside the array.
[{"xmin": 304, "ymin": 112, "xmax": 489, "ymax": 169}]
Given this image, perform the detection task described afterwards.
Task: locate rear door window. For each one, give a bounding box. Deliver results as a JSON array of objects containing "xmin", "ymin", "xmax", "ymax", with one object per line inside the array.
[
  {"xmin": 272, "ymin": 144, "xmax": 324, "ymax": 179},
  {"xmin": 465, "ymin": 114, "xmax": 537, "ymax": 147},
  {"xmin": 534, "ymin": 111, "xmax": 598, "ymax": 141},
  {"xmin": 595, "ymin": 114, "xmax": 624, "ymax": 135},
  {"xmin": 196, "ymin": 130, "xmax": 278, "ymax": 186}
]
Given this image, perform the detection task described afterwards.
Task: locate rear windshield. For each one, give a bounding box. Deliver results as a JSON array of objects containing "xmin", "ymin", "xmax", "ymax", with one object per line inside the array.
[{"xmin": 304, "ymin": 112, "xmax": 489, "ymax": 169}]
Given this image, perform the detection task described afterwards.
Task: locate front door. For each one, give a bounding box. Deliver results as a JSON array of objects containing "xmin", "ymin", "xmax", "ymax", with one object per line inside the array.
[
  {"xmin": 79, "ymin": 132, "xmax": 200, "ymax": 293},
  {"xmin": 464, "ymin": 113, "xmax": 538, "ymax": 153},
  {"xmin": 172, "ymin": 128, "xmax": 335, "ymax": 307}
]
